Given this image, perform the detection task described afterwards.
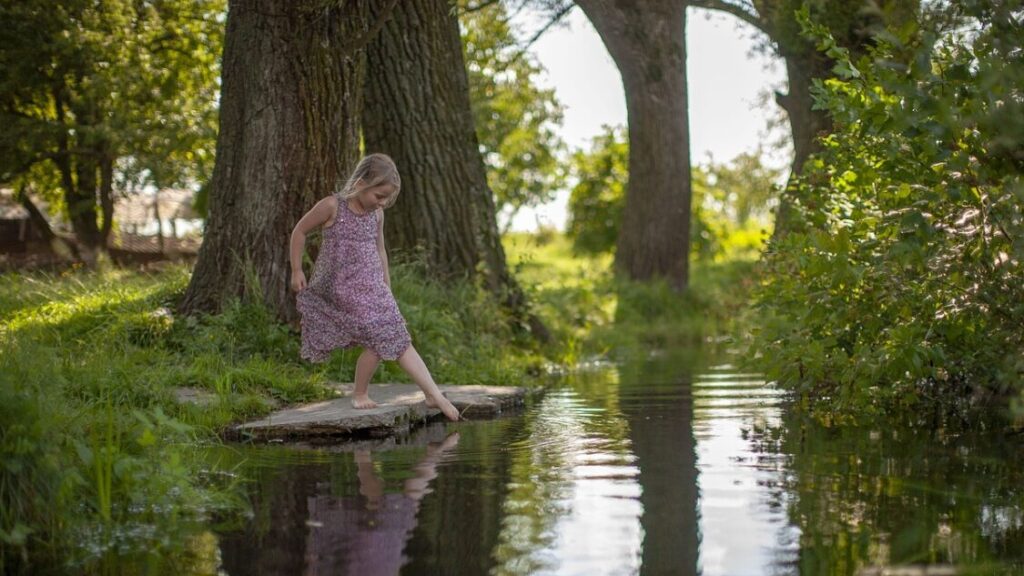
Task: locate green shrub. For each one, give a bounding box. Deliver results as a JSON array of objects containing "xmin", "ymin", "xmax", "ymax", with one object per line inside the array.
[{"xmin": 757, "ymin": 2, "xmax": 1024, "ymax": 421}]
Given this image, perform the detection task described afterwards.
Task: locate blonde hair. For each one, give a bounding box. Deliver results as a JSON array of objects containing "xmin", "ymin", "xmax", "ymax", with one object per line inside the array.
[{"xmin": 337, "ymin": 153, "xmax": 401, "ymax": 208}]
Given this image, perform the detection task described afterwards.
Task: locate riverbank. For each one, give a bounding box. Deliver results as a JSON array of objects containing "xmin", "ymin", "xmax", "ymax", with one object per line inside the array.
[{"xmin": 0, "ymin": 234, "xmax": 758, "ymax": 572}]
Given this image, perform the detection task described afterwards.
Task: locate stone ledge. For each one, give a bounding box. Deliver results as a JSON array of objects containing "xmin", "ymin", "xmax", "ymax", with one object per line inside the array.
[{"xmin": 227, "ymin": 382, "xmax": 532, "ymax": 442}]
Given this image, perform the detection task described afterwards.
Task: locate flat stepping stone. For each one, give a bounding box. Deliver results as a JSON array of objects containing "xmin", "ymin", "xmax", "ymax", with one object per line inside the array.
[
  {"xmin": 276, "ymin": 420, "xmax": 454, "ymax": 453},
  {"xmin": 229, "ymin": 383, "xmax": 531, "ymax": 442}
]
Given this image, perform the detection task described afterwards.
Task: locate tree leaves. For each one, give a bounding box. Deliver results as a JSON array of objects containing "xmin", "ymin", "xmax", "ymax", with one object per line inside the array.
[
  {"xmin": 0, "ymin": 0, "xmax": 224, "ymax": 235},
  {"xmin": 758, "ymin": 0, "xmax": 1024, "ymax": 420}
]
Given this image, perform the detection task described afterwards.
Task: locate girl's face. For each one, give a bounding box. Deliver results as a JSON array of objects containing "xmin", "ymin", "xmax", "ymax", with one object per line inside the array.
[{"xmin": 354, "ymin": 182, "xmax": 396, "ymax": 211}]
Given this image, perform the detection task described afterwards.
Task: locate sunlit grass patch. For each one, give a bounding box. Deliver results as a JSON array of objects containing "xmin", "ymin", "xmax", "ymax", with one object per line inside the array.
[{"xmin": 503, "ymin": 231, "xmax": 760, "ymax": 363}]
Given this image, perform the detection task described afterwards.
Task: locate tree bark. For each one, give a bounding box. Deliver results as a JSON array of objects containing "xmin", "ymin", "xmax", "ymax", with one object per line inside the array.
[
  {"xmin": 99, "ymin": 151, "xmax": 115, "ymax": 246},
  {"xmin": 576, "ymin": 0, "xmax": 692, "ymax": 291},
  {"xmin": 363, "ymin": 0, "xmax": 546, "ymax": 336},
  {"xmin": 771, "ymin": 51, "xmax": 832, "ymax": 235},
  {"xmin": 179, "ymin": 0, "xmax": 370, "ymax": 321},
  {"xmin": 54, "ymin": 88, "xmax": 102, "ymax": 252}
]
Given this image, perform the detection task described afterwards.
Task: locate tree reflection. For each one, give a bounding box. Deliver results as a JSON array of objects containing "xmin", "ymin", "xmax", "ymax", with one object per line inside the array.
[
  {"xmin": 616, "ymin": 351, "xmax": 701, "ymax": 576},
  {"xmin": 763, "ymin": 412, "xmax": 1024, "ymax": 574}
]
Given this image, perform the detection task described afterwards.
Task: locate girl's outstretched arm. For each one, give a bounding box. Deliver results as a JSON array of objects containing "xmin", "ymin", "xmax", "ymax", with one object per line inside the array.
[
  {"xmin": 375, "ymin": 210, "xmax": 391, "ymax": 289},
  {"xmin": 289, "ymin": 195, "xmax": 337, "ymax": 292}
]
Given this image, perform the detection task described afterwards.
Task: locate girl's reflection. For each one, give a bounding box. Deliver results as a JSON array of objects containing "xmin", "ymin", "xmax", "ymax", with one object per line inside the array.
[{"xmin": 303, "ymin": 432, "xmax": 461, "ymax": 576}]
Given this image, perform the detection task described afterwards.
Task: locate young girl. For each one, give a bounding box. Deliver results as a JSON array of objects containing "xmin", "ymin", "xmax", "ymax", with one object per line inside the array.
[{"xmin": 289, "ymin": 153, "xmax": 460, "ymax": 422}]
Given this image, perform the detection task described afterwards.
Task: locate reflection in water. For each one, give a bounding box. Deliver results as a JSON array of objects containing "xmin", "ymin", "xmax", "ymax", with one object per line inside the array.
[
  {"xmin": 691, "ymin": 365, "xmax": 799, "ymax": 575},
  {"xmin": 218, "ymin": 427, "xmax": 462, "ymax": 575},
  {"xmin": 305, "ymin": 433, "xmax": 459, "ymax": 575},
  {"xmin": 209, "ymin": 349, "xmax": 1024, "ymax": 576},
  {"xmin": 490, "ymin": 385, "xmax": 642, "ymax": 575},
  {"xmin": 771, "ymin": 413, "xmax": 1024, "ymax": 575},
  {"xmin": 616, "ymin": 353, "xmax": 699, "ymax": 576}
]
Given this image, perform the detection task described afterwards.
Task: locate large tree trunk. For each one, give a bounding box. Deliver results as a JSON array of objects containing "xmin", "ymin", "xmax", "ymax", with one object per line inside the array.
[
  {"xmin": 775, "ymin": 57, "xmax": 830, "ymax": 180},
  {"xmin": 179, "ymin": 0, "xmax": 369, "ymax": 322},
  {"xmin": 363, "ymin": 0, "xmax": 545, "ymax": 335},
  {"xmin": 771, "ymin": 53, "xmax": 832, "ymax": 235},
  {"xmin": 576, "ymin": 0, "xmax": 692, "ymax": 291},
  {"xmin": 98, "ymin": 150, "xmax": 115, "ymax": 247},
  {"xmin": 54, "ymin": 89, "xmax": 102, "ymax": 252},
  {"xmin": 693, "ymin": 0, "xmax": 919, "ymax": 237}
]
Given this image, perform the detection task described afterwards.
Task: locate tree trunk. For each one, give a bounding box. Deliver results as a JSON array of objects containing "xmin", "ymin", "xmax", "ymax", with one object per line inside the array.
[
  {"xmin": 363, "ymin": 0, "xmax": 546, "ymax": 336},
  {"xmin": 16, "ymin": 186, "xmax": 81, "ymax": 260},
  {"xmin": 99, "ymin": 151, "xmax": 115, "ymax": 246},
  {"xmin": 576, "ymin": 0, "xmax": 692, "ymax": 291},
  {"xmin": 771, "ymin": 53, "xmax": 832, "ymax": 235},
  {"xmin": 179, "ymin": 0, "xmax": 370, "ymax": 322},
  {"xmin": 54, "ymin": 89, "xmax": 102, "ymax": 252},
  {"xmin": 154, "ymin": 191, "xmax": 165, "ymax": 254}
]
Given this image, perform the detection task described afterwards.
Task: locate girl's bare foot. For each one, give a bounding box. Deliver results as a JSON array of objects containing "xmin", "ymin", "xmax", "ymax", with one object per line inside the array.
[
  {"xmin": 351, "ymin": 394, "xmax": 378, "ymax": 409},
  {"xmin": 424, "ymin": 392, "xmax": 460, "ymax": 422},
  {"xmin": 438, "ymin": 431, "xmax": 460, "ymax": 451}
]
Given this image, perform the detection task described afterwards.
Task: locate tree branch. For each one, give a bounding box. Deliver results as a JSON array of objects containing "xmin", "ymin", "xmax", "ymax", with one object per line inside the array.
[
  {"xmin": 687, "ymin": 0, "xmax": 768, "ymax": 35},
  {"xmin": 459, "ymin": 0, "xmax": 503, "ymax": 15},
  {"xmin": 15, "ymin": 184, "xmax": 56, "ymax": 242},
  {"xmin": 504, "ymin": 3, "xmax": 576, "ymax": 67}
]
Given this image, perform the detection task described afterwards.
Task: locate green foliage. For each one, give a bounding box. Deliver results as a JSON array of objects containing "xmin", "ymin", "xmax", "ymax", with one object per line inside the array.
[
  {"xmin": 504, "ymin": 232, "xmax": 616, "ymax": 363},
  {"xmin": 566, "ymin": 125, "xmax": 628, "ymax": 254},
  {"xmin": 691, "ymin": 152, "xmax": 782, "ymax": 261},
  {"xmin": 566, "ymin": 126, "xmax": 779, "ymax": 260},
  {"xmin": 460, "ymin": 1, "xmax": 567, "ymax": 228},
  {"xmin": 0, "ymin": 0, "xmax": 223, "ymax": 230},
  {"xmin": 757, "ymin": 0, "xmax": 1024, "ymax": 421},
  {"xmin": 504, "ymin": 232, "xmax": 760, "ymax": 362}
]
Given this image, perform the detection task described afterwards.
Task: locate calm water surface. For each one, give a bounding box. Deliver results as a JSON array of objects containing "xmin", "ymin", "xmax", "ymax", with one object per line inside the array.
[{"xmin": 205, "ymin": 349, "xmax": 1024, "ymax": 575}]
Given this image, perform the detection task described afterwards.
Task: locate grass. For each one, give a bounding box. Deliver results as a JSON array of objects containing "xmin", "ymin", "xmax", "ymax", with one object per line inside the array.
[
  {"xmin": 0, "ymin": 233, "xmax": 759, "ymax": 573},
  {"xmin": 504, "ymin": 231, "xmax": 760, "ymax": 361}
]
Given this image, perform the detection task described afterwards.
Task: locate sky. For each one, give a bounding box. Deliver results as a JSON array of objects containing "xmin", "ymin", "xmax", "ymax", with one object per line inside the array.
[{"xmin": 505, "ymin": 7, "xmax": 789, "ymax": 232}]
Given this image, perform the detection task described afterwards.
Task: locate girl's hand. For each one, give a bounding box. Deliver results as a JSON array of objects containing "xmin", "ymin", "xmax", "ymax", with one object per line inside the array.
[{"xmin": 290, "ymin": 270, "xmax": 307, "ymax": 292}]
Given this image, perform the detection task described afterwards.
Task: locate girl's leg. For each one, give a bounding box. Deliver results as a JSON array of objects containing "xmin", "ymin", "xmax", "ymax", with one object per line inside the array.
[
  {"xmin": 397, "ymin": 345, "xmax": 460, "ymax": 421},
  {"xmin": 352, "ymin": 349, "xmax": 380, "ymax": 409}
]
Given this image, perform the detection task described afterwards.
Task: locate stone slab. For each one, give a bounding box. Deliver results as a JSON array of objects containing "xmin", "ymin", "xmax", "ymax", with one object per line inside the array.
[
  {"xmin": 277, "ymin": 421, "xmax": 454, "ymax": 453},
  {"xmin": 229, "ymin": 382, "xmax": 531, "ymax": 442}
]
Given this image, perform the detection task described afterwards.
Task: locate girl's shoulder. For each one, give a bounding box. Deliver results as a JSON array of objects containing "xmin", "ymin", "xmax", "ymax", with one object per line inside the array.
[
  {"xmin": 319, "ymin": 194, "xmax": 341, "ymax": 230},
  {"xmin": 321, "ymin": 194, "xmax": 340, "ymax": 209}
]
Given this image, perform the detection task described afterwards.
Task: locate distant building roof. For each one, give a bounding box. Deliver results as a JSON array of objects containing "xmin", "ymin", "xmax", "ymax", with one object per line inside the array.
[
  {"xmin": 115, "ymin": 188, "xmax": 200, "ymax": 225},
  {"xmin": 0, "ymin": 188, "xmax": 55, "ymax": 222},
  {"xmin": 0, "ymin": 189, "xmax": 28, "ymax": 220},
  {"xmin": 3, "ymin": 187, "xmax": 200, "ymax": 228}
]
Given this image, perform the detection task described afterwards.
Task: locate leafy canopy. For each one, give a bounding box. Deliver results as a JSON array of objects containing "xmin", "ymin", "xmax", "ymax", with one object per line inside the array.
[
  {"xmin": 567, "ymin": 125, "xmax": 780, "ymax": 260},
  {"xmin": 0, "ymin": 0, "xmax": 224, "ymax": 211}
]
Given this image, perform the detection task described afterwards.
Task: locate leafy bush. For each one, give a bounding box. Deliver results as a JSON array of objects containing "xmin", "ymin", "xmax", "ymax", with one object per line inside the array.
[
  {"xmin": 756, "ymin": 2, "xmax": 1024, "ymax": 420},
  {"xmin": 566, "ymin": 126, "xmax": 628, "ymax": 255}
]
